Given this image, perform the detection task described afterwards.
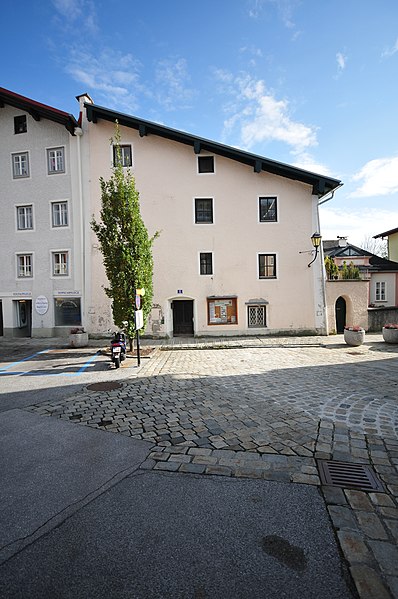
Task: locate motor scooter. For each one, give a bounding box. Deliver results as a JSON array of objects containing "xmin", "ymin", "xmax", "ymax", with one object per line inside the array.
[{"xmin": 110, "ymin": 331, "xmax": 127, "ymax": 368}]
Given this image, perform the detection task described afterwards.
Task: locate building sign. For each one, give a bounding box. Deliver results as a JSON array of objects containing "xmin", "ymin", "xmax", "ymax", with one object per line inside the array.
[
  {"xmin": 207, "ymin": 297, "xmax": 238, "ymax": 325},
  {"xmin": 135, "ymin": 309, "xmax": 144, "ymax": 330},
  {"xmin": 35, "ymin": 295, "xmax": 49, "ymax": 315}
]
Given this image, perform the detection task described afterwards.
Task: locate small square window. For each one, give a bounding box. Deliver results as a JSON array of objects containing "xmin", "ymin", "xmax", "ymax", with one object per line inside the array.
[
  {"xmin": 17, "ymin": 254, "xmax": 33, "ymax": 278},
  {"xmin": 200, "ymin": 252, "xmax": 213, "ymax": 275},
  {"xmin": 14, "ymin": 115, "xmax": 27, "ymax": 134},
  {"xmin": 47, "ymin": 147, "xmax": 65, "ymax": 174},
  {"xmin": 52, "ymin": 252, "xmax": 69, "ymax": 276},
  {"xmin": 52, "ymin": 201, "xmax": 68, "ymax": 227},
  {"xmin": 259, "ymin": 197, "xmax": 277, "ymax": 222},
  {"xmin": 248, "ymin": 305, "xmax": 267, "ymax": 328},
  {"xmin": 113, "ymin": 144, "xmax": 132, "ymax": 167},
  {"xmin": 198, "ymin": 156, "xmax": 214, "ymax": 173},
  {"xmin": 195, "ymin": 198, "xmax": 213, "ymax": 223},
  {"xmin": 12, "ymin": 152, "xmax": 29, "ymax": 178},
  {"xmin": 17, "ymin": 205, "xmax": 33, "ymax": 230},
  {"xmin": 259, "ymin": 254, "xmax": 276, "ymax": 279}
]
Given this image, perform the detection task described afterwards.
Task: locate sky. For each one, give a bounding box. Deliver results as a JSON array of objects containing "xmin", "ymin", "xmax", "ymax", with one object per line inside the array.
[{"xmin": 2, "ymin": 0, "xmax": 398, "ymax": 249}]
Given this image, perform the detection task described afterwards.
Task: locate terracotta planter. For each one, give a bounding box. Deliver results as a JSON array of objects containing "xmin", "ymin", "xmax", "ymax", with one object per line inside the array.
[
  {"xmin": 382, "ymin": 327, "xmax": 398, "ymax": 344},
  {"xmin": 344, "ymin": 329, "xmax": 365, "ymax": 347},
  {"xmin": 69, "ymin": 332, "xmax": 89, "ymax": 348}
]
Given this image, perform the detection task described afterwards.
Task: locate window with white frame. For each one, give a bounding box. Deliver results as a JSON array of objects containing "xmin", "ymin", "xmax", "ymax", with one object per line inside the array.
[
  {"xmin": 200, "ymin": 252, "xmax": 213, "ymax": 275},
  {"xmin": 198, "ymin": 155, "xmax": 214, "ymax": 173},
  {"xmin": 259, "ymin": 197, "xmax": 277, "ymax": 222},
  {"xmin": 16, "ymin": 205, "xmax": 33, "ymax": 230},
  {"xmin": 17, "ymin": 254, "xmax": 33, "ymax": 278},
  {"xmin": 258, "ymin": 254, "xmax": 276, "ymax": 279},
  {"xmin": 195, "ymin": 198, "xmax": 213, "ymax": 223},
  {"xmin": 12, "ymin": 152, "xmax": 29, "ymax": 178},
  {"xmin": 47, "ymin": 147, "xmax": 65, "ymax": 174},
  {"xmin": 52, "ymin": 201, "xmax": 68, "ymax": 227},
  {"xmin": 375, "ymin": 281, "xmax": 386, "ymax": 301},
  {"xmin": 248, "ymin": 305, "xmax": 267, "ymax": 328},
  {"xmin": 52, "ymin": 251, "xmax": 69, "ymax": 276},
  {"xmin": 113, "ymin": 144, "xmax": 132, "ymax": 167}
]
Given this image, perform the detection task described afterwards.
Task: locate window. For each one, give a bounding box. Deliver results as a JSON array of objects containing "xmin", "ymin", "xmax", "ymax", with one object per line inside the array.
[
  {"xmin": 259, "ymin": 197, "xmax": 277, "ymax": 222},
  {"xmin": 248, "ymin": 305, "xmax": 267, "ymax": 328},
  {"xmin": 198, "ymin": 155, "xmax": 214, "ymax": 173},
  {"xmin": 17, "ymin": 254, "xmax": 32, "ymax": 278},
  {"xmin": 200, "ymin": 252, "xmax": 213, "ymax": 275},
  {"xmin": 12, "ymin": 152, "xmax": 29, "ymax": 178},
  {"xmin": 113, "ymin": 144, "xmax": 132, "ymax": 167},
  {"xmin": 14, "ymin": 115, "xmax": 27, "ymax": 134},
  {"xmin": 54, "ymin": 298, "xmax": 81, "ymax": 326},
  {"xmin": 259, "ymin": 254, "xmax": 276, "ymax": 279},
  {"xmin": 195, "ymin": 198, "xmax": 213, "ymax": 223},
  {"xmin": 16, "ymin": 205, "xmax": 33, "ymax": 230},
  {"xmin": 52, "ymin": 252, "xmax": 69, "ymax": 276},
  {"xmin": 376, "ymin": 281, "xmax": 386, "ymax": 301},
  {"xmin": 207, "ymin": 297, "xmax": 238, "ymax": 325},
  {"xmin": 47, "ymin": 147, "xmax": 65, "ymax": 173},
  {"xmin": 52, "ymin": 201, "xmax": 68, "ymax": 227}
]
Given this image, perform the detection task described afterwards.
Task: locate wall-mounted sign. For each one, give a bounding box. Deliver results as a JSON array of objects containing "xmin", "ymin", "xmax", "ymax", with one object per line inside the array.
[
  {"xmin": 135, "ymin": 309, "xmax": 144, "ymax": 330},
  {"xmin": 177, "ymin": 289, "xmax": 183, "ymax": 294},
  {"xmin": 35, "ymin": 295, "xmax": 49, "ymax": 315}
]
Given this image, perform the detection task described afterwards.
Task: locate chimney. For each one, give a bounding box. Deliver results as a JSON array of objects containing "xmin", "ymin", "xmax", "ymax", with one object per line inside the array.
[{"xmin": 337, "ymin": 236, "xmax": 348, "ymax": 247}]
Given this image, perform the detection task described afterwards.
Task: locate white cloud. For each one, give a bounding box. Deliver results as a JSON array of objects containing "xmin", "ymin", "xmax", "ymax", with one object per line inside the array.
[
  {"xmin": 154, "ymin": 58, "xmax": 194, "ymax": 111},
  {"xmin": 382, "ymin": 37, "xmax": 398, "ymax": 58},
  {"xmin": 291, "ymin": 152, "xmax": 333, "ymax": 176},
  {"xmin": 336, "ymin": 52, "xmax": 346, "ymax": 71},
  {"xmin": 216, "ymin": 73, "xmax": 317, "ymax": 154},
  {"xmin": 319, "ymin": 206, "xmax": 398, "ymax": 247},
  {"xmin": 350, "ymin": 156, "xmax": 398, "ymax": 197},
  {"xmin": 52, "ymin": 0, "xmax": 98, "ymax": 34}
]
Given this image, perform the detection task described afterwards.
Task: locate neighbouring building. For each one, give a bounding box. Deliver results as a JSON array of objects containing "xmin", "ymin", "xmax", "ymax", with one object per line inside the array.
[
  {"xmin": 374, "ymin": 227, "xmax": 398, "ymax": 263},
  {"xmin": 0, "ymin": 87, "xmax": 81, "ymax": 337},
  {"xmin": 79, "ymin": 98, "xmax": 342, "ymax": 338},
  {"xmin": 323, "ymin": 237, "xmax": 398, "ymax": 333}
]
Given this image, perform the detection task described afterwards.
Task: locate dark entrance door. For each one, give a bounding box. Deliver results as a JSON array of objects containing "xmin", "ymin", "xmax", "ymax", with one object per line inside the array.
[
  {"xmin": 335, "ymin": 297, "xmax": 346, "ymax": 333},
  {"xmin": 172, "ymin": 300, "xmax": 194, "ymax": 336}
]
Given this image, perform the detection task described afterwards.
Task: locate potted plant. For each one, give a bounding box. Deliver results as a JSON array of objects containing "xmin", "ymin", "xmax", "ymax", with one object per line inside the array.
[
  {"xmin": 69, "ymin": 327, "xmax": 89, "ymax": 348},
  {"xmin": 382, "ymin": 323, "xmax": 398, "ymax": 344},
  {"xmin": 344, "ymin": 325, "xmax": 365, "ymax": 346}
]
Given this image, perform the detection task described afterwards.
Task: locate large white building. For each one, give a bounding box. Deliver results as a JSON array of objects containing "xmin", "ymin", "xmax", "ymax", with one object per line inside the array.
[{"xmin": 0, "ymin": 88, "xmax": 342, "ymax": 338}]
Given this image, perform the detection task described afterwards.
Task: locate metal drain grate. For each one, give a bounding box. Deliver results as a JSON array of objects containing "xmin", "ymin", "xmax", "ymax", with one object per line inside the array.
[
  {"xmin": 317, "ymin": 460, "xmax": 385, "ymax": 492},
  {"xmin": 86, "ymin": 382, "xmax": 123, "ymax": 392}
]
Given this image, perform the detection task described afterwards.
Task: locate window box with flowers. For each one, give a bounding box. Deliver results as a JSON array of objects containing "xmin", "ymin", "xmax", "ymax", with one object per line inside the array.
[
  {"xmin": 69, "ymin": 327, "xmax": 88, "ymax": 348},
  {"xmin": 344, "ymin": 326, "xmax": 365, "ymax": 347},
  {"xmin": 382, "ymin": 324, "xmax": 398, "ymax": 344}
]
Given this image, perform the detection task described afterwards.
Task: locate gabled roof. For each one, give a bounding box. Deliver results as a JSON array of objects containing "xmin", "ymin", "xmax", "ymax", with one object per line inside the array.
[
  {"xmin": 373, "ymin": 227, "xmax": 398, "ymax": 239},
  {"xmin": 85, "ymin": 102, "xmax": 342, "ymax": 198},
  {"xmin": 323, "ymin": 240, "xmax": 398, "ymax": 272},
  {"xmin": 0, "ymin": 87, "xmax": 78, "ymax": 135}
]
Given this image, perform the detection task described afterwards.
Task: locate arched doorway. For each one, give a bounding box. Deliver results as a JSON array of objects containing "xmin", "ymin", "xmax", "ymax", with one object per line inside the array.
[{"xmin": 335, "ymin": 297, "xmax": 346, "ymax": 333}]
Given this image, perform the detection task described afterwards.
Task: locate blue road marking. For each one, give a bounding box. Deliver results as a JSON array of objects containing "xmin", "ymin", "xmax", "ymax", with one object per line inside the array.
[
  {"xmin": 0, "ymin": 350, "xmax": 102, "ymax": 377},
  {"xmin": 0, "ymin": 349, "xmax": 52, "ymax": 372}
]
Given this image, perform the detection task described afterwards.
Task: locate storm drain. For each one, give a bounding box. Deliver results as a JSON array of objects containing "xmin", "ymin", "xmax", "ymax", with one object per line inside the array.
[
  {"xmin": 317, "ymin": 460, "xmax": 385, "ymax": 492},
  {"xmin": 86, "ymin": 382, "xmax": 123, "ymax": 392}
]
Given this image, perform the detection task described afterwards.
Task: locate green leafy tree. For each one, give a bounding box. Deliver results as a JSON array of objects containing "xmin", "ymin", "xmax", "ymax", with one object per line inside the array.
[
  {"xmin": 324, "ymin": 256, "xmax": 339, "ymax": 279},
  {"xmin": 91, "ymin": 126, "xmax": 159, "ymax": 348},
  {"xmin": 341, "ymin": 260, "xmax": 360, "ymax": 280}
]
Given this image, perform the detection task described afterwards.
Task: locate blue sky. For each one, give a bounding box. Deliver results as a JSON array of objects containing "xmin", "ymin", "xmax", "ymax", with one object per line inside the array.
[{"xmin": 2, "ymin": 0, "xmax": 398, "ymax": 248}]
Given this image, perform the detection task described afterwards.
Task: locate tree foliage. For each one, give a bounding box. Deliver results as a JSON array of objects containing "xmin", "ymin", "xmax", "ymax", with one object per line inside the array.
[
  {"xmin": 91, "ymin": 125, "xmax": 159, "ymax": 345},
  {"xmin": 324, "ymin": 255, "xmax": 339, "ymax": 279}
]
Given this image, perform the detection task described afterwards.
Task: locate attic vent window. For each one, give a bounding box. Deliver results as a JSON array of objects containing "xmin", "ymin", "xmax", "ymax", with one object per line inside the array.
[
  {"xmin": 198, "ymin": 155, "xmax": 214, "ymax": 174},
  {"xmin": 14, "ymin": 115, "xmax": 27, "ymax": 134}
]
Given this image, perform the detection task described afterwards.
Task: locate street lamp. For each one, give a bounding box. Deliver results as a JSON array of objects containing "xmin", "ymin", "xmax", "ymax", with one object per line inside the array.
[{"xmin": 308, "ymin": 232, "xmax": 322, "ymax": 267}]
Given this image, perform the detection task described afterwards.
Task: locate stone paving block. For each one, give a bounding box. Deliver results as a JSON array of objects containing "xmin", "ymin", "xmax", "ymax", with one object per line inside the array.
[
  {"xmin": 322, "ymin": 486, "xmax": 347, "ymax": 505},
  {"xmin": 187, "ymin": 447, "xmax": 213, "ymax": 456},
  {"xmin": 355, "ymin": 511, "xmax": 389, "ymax": 540},
  {"xmin": 368, "ymin": 540, "xmax": 398, "ymax": 576},
  {"xmin": 337, "ymin": 531, "xmax": 372, "ymax": 564},
  {"xmin": 178, "ymin": 462, "xmax": 206, "ymax": 475},
  {"xmin": 168, "ymin": 454, "xmax": 192, "ymax": 464},
  {"xmin": 205, "ymin": 465, "xmax": 232, "ymax": 477},
  {"xmin": 345, "ymin": 490, "xmax": 373, "ymax": 512},
  {"xmin": 350, "ymin": 564, "xmax": 392, "ymax": 599},
  {"xmin": 153, "ymin": 461, "xmax": 180, "ymax": 472},
  {"xmin": 192, "ymin": 456, "xmax": 218, "ymax": 466},
  {"xmin": 234, "ymin": 467, "xmax": 264, "ymax": 479},
  {"xmin": 291, "ymin": 473, "xmax": 320, "ymax": 485},
  {"xmin": 379, "ymin": 507, "xmax": 398, "ymax": 519},
  {"xmin": 384, "ymin": 520, "xmax": 398, "ymax": 541},
  {"xmin": 328, "ymin": 506, "xmax": 360, "ymax": 531},
  {"xmin": 369, "ymin": 493, "xmax": 396, "ymax": 508},
  {"xmin": 149, "ymin": 451, "xmax": 169, "ymax": 461}
]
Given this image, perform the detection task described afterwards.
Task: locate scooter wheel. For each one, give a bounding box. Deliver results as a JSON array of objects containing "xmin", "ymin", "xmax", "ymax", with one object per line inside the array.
[{"xmin": 114, "ymin": 357, "xmax": 120, "ymax": 369}]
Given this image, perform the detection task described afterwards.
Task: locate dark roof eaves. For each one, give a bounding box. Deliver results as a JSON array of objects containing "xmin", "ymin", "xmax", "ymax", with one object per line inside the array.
[
  {"xmin": 85, "ymin": 103, "xmax": 342, "ymax": 195},
  {"xmin": 373, "ymin": 227, "xmax": 398, "ymax": 239},
  {"xmin": 0, "ymin": 87, "xmax": 78, "ymax": 135}
]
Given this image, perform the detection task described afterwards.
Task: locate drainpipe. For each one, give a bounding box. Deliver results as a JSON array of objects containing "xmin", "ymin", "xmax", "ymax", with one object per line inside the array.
[{"xmin": 74, "ymin": 126, "xmax": 85, "ymax": 329}]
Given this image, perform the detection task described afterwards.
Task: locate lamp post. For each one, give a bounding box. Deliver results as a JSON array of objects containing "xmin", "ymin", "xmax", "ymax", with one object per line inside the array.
[{"xmin": 308, "ymin": 232, "xmax": 322, "ymax": 267}]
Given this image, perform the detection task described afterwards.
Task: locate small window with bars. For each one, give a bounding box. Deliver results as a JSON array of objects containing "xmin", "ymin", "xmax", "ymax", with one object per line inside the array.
[
  {"xmin": 248, "ymin": 305, "xmax": 267, "ymax": 328},
  {"xmin": 195, "ymin": 198, "xmax": 213, "ymax": 223},
  {"xmin": 200, "ymin": 252, "xmax": 213, "ymax": 275}
]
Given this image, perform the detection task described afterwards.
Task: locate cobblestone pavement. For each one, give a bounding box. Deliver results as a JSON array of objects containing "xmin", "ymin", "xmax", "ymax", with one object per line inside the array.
[{"xmin": 27, "ymin": 334, "xmax": 398, "ymax": 598}]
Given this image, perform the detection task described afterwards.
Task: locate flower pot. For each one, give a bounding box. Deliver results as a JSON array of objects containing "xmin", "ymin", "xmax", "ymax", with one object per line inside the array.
[
  {"xmin": 344, "ymin": 329, "xmax": 365, "ymax": 347},
  {"xmin": 382, "ymin": 327, "xmax": 398, "ymax": 344},
  {"xmin": 69, "ymin": 332, "xmax": 89, "ymax": 348}
]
